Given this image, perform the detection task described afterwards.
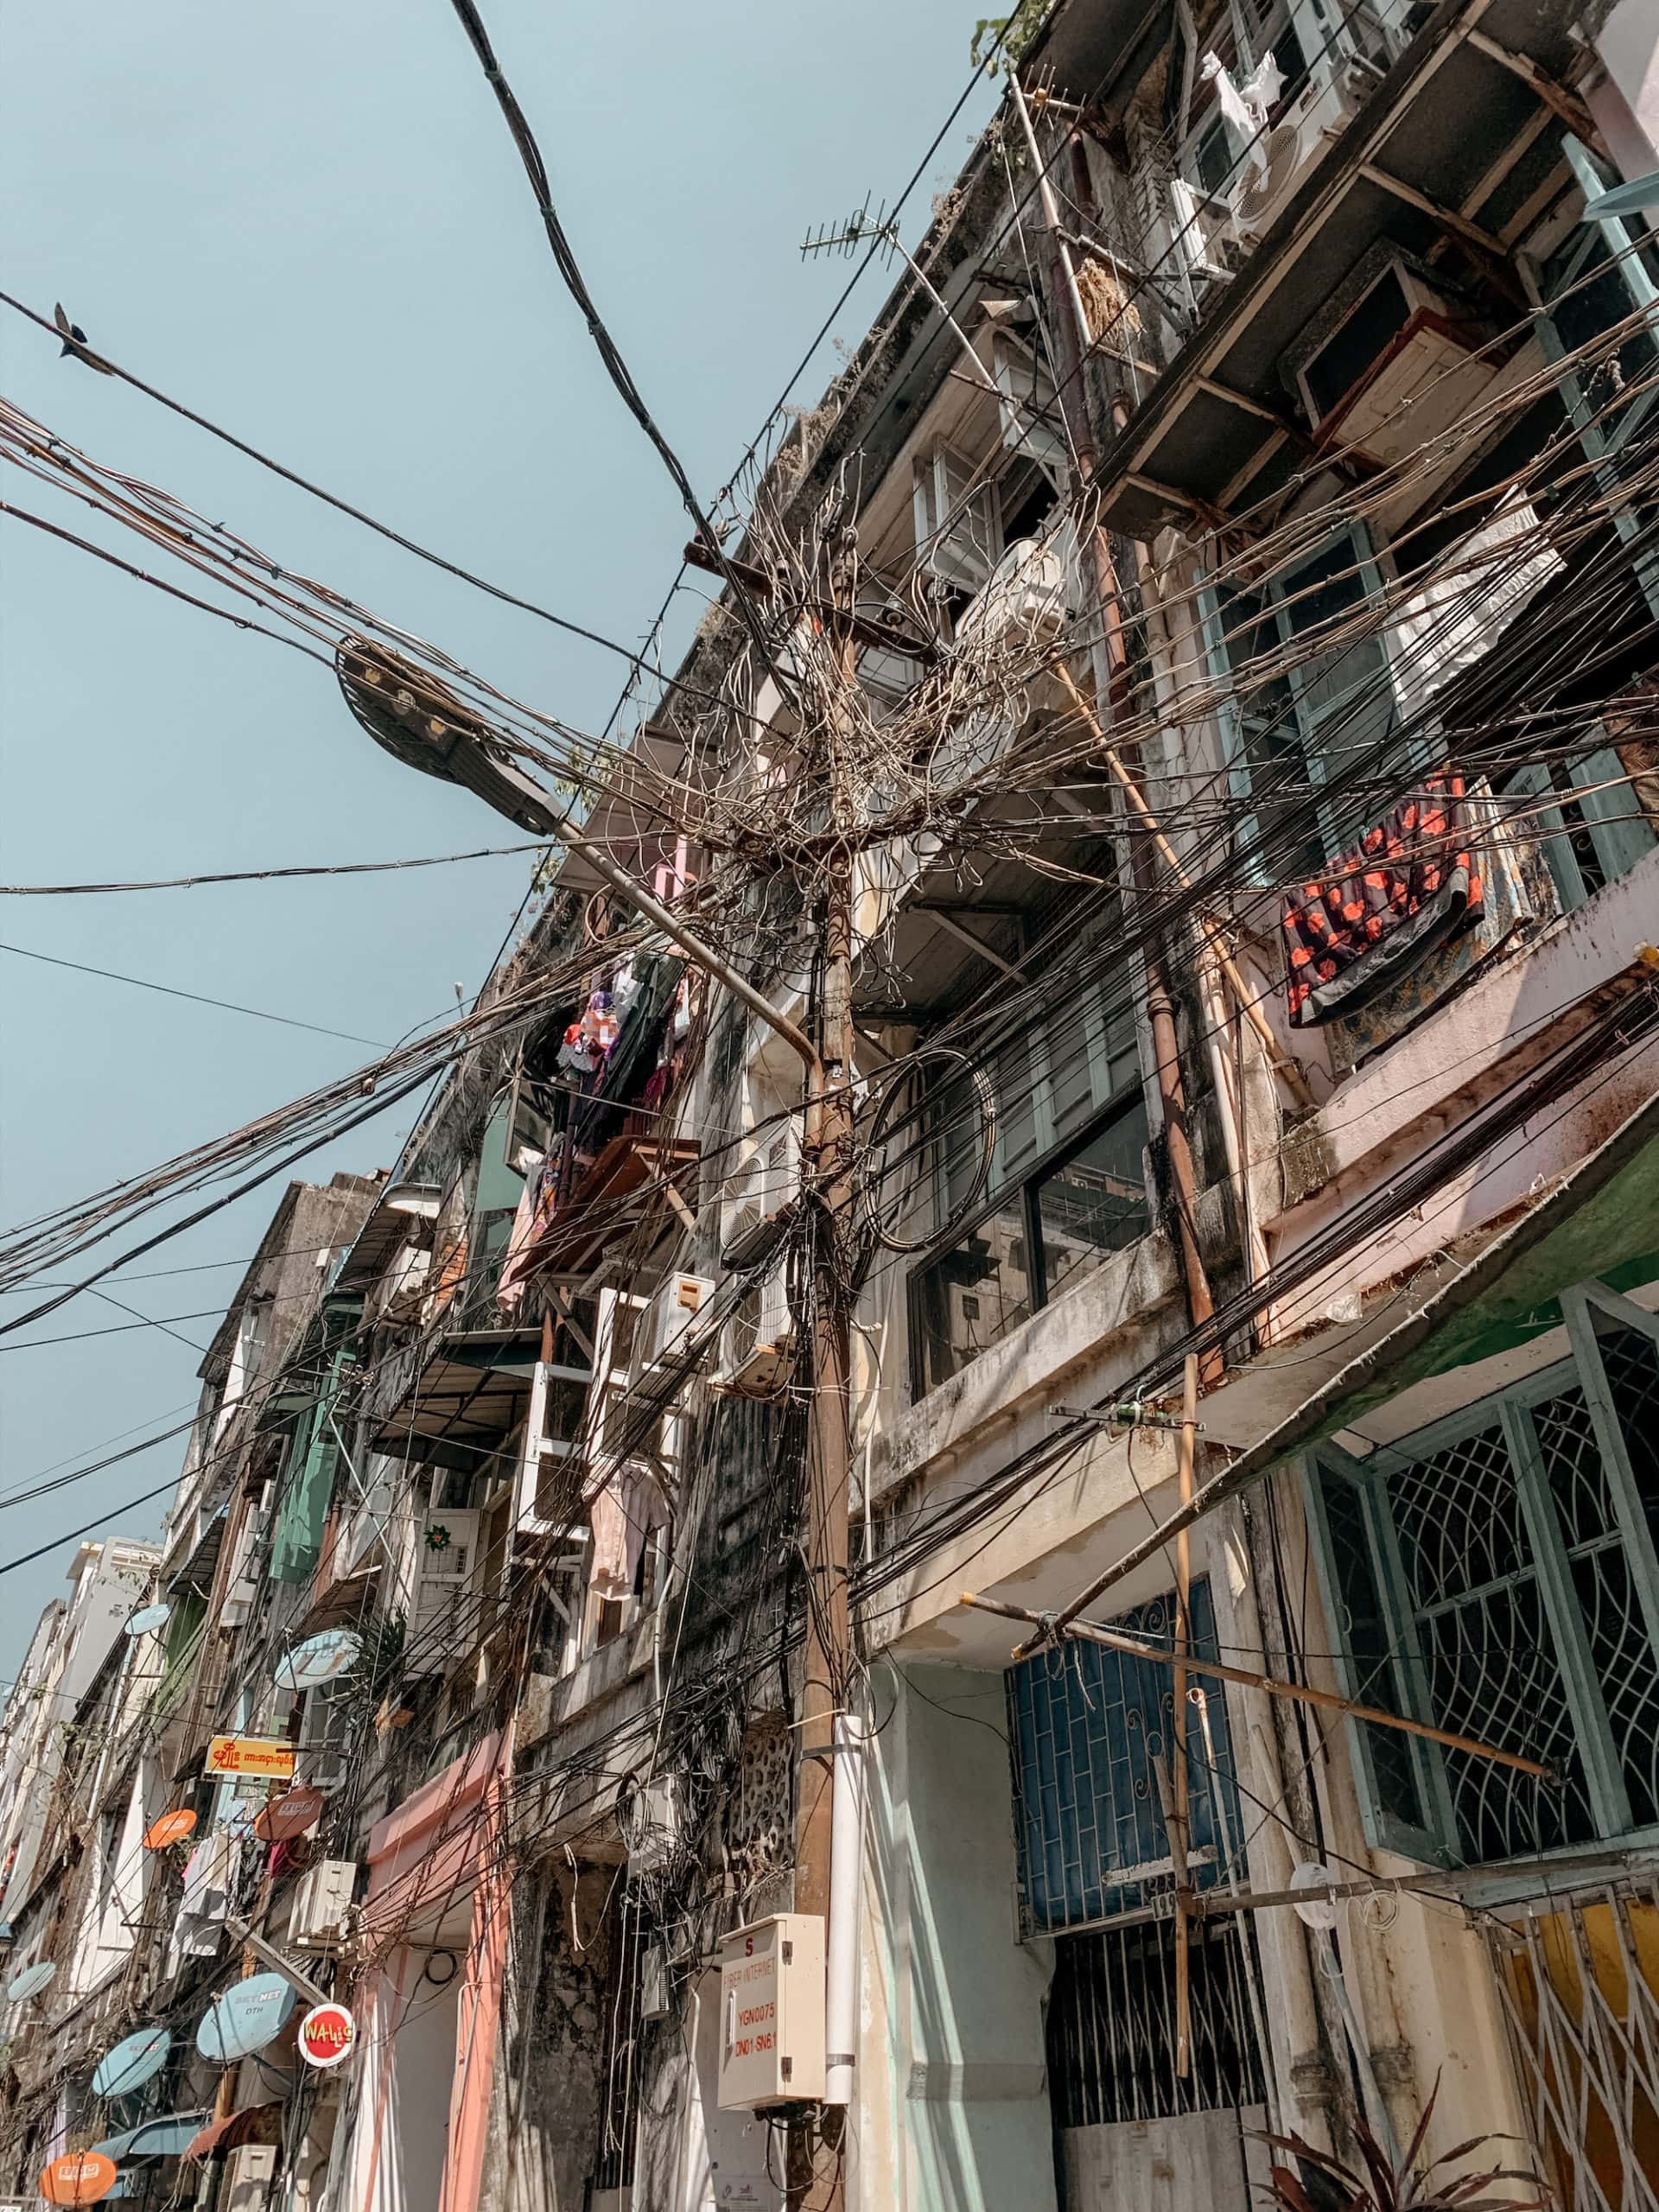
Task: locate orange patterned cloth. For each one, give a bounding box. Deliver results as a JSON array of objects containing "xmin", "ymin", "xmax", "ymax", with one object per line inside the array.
[{"xmin": 1282, "ymin": 769, "xmax": 1484, "ymax": 1026}]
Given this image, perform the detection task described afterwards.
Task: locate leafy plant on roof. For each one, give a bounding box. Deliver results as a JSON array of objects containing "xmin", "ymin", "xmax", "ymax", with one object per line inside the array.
[{"xmin": 970, "ymin": 0, "xmax": 1047, "ymax": 74}]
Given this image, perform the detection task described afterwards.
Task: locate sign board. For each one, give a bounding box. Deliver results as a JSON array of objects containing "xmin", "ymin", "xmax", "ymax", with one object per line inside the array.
[
  {"xmin": 205, "ymin": 1738, "xmax": 296, "ymax": 1781},
  {"xmin": 296, "ymin": 2003, "xmax": 357, "ymax": 2070},
  {"xmin": 39, "ymin": 2155, "xmax": 116, "ymax": 2207},
  {"xmin": 715, "ymin": 1914, "xmax": 825, "ymax": 2112}
]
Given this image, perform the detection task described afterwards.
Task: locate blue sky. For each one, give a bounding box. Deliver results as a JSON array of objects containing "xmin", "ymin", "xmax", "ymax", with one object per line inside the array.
[{"xmin": 0, "ymin": 0, "xmax": 996, "ymax": 1679}]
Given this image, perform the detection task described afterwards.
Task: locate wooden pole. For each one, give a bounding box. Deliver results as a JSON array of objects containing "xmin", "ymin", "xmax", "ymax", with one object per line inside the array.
[{"xmin": 964, "ymin": 1591, "xmax": 1554, "ymax": 1779}]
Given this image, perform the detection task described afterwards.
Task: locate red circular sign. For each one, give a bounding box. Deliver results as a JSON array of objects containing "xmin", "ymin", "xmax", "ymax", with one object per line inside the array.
[
  {"xmin": 40, "ymin": 2152, "xmax": 117, "ymax": 2206},
  {"xmin": 297, "ymin": 2002, "xmax": 357, "ymax": 2071}
]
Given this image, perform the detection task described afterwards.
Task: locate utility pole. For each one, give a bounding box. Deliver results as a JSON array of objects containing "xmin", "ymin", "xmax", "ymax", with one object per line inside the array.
[{"xmin": 788, "ymin": 521, "xmax": 860, "ymax": 2212}]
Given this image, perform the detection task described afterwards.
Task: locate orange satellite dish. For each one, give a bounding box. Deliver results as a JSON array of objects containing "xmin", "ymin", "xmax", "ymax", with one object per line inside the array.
[
  {"xmin": 40, "ymin": 2152, "xmax": 118, "ymax": 2205},
  {"xmin": 143, "ymin": 1808, "xmax": 197, "ymax": 1851}
]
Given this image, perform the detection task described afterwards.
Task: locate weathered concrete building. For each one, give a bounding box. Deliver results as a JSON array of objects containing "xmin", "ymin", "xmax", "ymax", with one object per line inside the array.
[{"xmin": 4, "ymin": 0, "xmax": 1659, "ymax": 2209}]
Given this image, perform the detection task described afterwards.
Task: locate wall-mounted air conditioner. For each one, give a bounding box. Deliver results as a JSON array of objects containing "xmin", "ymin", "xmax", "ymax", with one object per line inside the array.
[
  {"xmin": 289, "ymin": 1858, "xmax": 358, "ymax": 1952},
  {"xmin": 222, "ymin": 2145, "xmax": 277, "ymax": 2212},
  {"xmin": 713, "ymin": 1264, "xmax": 793, "ymax": 1400},
  {"xmin": 634, "ymin": 1273, "xmax": 716, "ymax": 1376},
  {"xmin": 1231, "ymin": 69, "xmax": 1357, "ymax": 239},
  {"xmin": 954, "ymin": 535, "xmax": 1070, "ymax": 653},
  {"xmin": 1289, "ymin": 256, "xmax": 1497, "ymax": 465}
]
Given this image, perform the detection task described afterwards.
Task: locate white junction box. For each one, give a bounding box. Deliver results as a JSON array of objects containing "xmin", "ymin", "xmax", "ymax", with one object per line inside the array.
[{"xmin": 716, "ymin": 1913, "xmax": 825, "ymax": 2111}]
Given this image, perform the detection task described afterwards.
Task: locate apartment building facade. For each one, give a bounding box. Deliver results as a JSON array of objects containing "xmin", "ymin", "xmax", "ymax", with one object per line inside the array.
[{"xmin": 3, "ymin": 0, "xmax": 1659, "ymax": 2209}]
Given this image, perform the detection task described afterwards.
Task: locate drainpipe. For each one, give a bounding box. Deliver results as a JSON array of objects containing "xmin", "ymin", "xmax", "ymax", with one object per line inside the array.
[{"xmin": 823, "ymin": 1708, "xmax": 868, "ymax": 2107}]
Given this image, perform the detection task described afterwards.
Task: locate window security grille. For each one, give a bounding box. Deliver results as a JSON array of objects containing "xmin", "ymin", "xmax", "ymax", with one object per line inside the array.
[
  {"xmin": 1305, "ymin": 1280, "xmax": 1659, "ymax": 1866},
  {"xmin": 1007, "ymin": 1579, "xmax": 1245, "ymax": 1934}
]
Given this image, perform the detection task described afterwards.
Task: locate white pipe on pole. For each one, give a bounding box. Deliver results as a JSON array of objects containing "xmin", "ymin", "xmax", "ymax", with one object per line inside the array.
[{"xmin": 822, "ymin": 1708, "xmax": 868, "ymax": 2107}]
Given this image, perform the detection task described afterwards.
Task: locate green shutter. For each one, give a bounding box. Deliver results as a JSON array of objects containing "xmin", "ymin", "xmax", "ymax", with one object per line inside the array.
[{"xmin": 269, "ymin": 1338, "xmax": 354, "ymax": 1586}]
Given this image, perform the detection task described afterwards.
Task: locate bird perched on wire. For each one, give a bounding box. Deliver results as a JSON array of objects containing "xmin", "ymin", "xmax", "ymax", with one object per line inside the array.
[{"xmin": 54, "ymin": 303, "xmax": 115, "ymax": 375}]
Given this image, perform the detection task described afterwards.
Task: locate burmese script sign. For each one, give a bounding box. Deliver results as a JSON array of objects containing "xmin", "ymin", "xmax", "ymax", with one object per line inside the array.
[{"xmin": 204, "ymin": 1736, "xmax": 296, "ymax": 1779}]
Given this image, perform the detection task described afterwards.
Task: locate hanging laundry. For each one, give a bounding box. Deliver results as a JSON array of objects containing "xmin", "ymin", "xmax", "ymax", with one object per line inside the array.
[
  {"xmin": 1282, "ymin": 768, "xmax": 1484, "ymax": 1026},
  {"xmin": 499, "ymin": 1151, "xmax": 558, "ymax": 1313},
  {"xmin": 586, "ymin": 1460, "xmax": 664, "ymax": 1605},
  {"xmin": 1200, "ymin": 52, "xmax": 1282, "ymax": 174}
]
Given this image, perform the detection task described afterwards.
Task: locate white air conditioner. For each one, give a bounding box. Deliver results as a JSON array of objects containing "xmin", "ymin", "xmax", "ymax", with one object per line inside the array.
[
  {"xmin": 955, "ymin": 536, "xmax": 1070, "ymax": 652},
  {"xmin": 1291, "ymin": 257, "xmax": 1497, "ymax": 465},
  {"xmin": 713, "ymin": 1264, "xmax": 794, "ymax": 1399},
  {"xmin": 223, "ymin": 2145, "xmax": 277, "ymax": 2212},
  {"xmin": 635, "ymin": 1272, "xmax": 716, "ymax": 1376},
  {"xmin": 290, "ymin": 1858, "xmax": 358, "ymax": 1952},
  {"xmin": 1231, "ymin": 72, "xmax": 1355, "ymax": 238},
  {"xmin": 1166, "ymin": 175, "xmax": 1230, "ymax": 285}
]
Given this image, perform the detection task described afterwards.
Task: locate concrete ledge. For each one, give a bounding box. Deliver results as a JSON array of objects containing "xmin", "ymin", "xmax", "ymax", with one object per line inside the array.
[
  {"xmin": 880, "ymin": 1230, "xmax": 1183, "ymax": 1497},
  {"xmin": 906, "ymin": 2061, "xmax": 1050, "ymax": 2102}
]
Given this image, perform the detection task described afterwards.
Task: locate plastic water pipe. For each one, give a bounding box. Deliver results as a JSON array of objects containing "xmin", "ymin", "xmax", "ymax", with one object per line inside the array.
[{"xmin": 823, "ymin": 1708, "xmax": 868, "ymax": 2106}]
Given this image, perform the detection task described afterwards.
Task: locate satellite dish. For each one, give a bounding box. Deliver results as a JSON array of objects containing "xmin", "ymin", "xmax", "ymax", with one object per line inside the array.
[
  {"xmin": 92, "ymin": 2027, "xmax": 172, "ymax": 2099},
  {"xmin": 275, "ymin": 1630, "xmax": 363, "ymax": 1693},
  {"xmin": 1583, "ymin": 169, "xmax": 1659, "ymax": 222},
  {"xmin": 124, "ymin": 1603, "xmax": 171, "ymax": 1638},
  {"xmin": 253, "ymin": 1786, "xmax": 324, "ymax": 1844},
  {"xmin": 40, "ymin": 2152, "xmax": 118, "ymax": 2206},
  {"xmin": 5, "ymin": 1959, "xmax": 56, "ymax": 2004},
  {"xmin": 195, "ymin": 1973, "xmax": 297, "ymax": 2063},
  {"xmin": 143, "ymin": 1809, "xmax": 197, "ymax": 1852}
]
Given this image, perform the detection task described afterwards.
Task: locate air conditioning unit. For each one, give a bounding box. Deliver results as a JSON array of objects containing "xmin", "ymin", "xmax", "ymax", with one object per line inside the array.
[
  {"xmin": 290, "ymin": 1858, "xmax": 358, "ymax": 1952},
  {"xmin": 1231, "ymin": 72, "xmax": 1356, "ymax": 238},
  {"xmin": 1289, "ymin": 257, "xmax": 1496, "ymax": 464},
  {"xmin": 223, "ymin": 2145, "xmax": 277, "ymax": 2212},
  {"xmin": 955, "ymin": 536, "xmax": 1070, "ymax": 652},
  {"xmin": 635, "ymin": 1272, "xmax": 716, "ymax": 1375},
  {"xmin": 1166, "ymin": 175, "xmax": 1231, "ymax": 285},
  {"xmin": 713, "ymin": 1265, "xmax": 794, "ymax": 1399}
]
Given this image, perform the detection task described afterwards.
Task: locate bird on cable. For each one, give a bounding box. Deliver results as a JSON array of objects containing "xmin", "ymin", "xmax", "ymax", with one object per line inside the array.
[{"xmin": 54, "ymin": 303, "xmax": 115, "ymax": 375}]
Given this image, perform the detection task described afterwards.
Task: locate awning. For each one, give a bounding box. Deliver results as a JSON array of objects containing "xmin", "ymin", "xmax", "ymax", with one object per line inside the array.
[
  {"xmin": 1088, "ymin": 1087, "xmax": 1659, "ymax": 1603},
  {"xmin": 185, "ymin": 2103, "xmax": 283, "ymax": 2161},
  {"xmin": 520, "ymin": 1134, "xmax": 698, "ymax": 1278},
  {"xmin": 92, "ymin": 2113, "xmax": 210, "ymax": 2161},
  {"xmin": 367, "ymin": 1329, "xmax": 588, "ymax": 1471}
]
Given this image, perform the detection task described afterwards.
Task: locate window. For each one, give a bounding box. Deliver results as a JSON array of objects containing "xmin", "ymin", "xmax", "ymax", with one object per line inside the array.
[
  {"xmin": 910, "ymin": 980, "xmax": 1147, "ymax": 1395},
  {"xmin": 1201, "ymin": 522, "xmax": 1401, "ymax": 881},
  {"xmin": 912, "ymin": 444, "xmax": 1001, "ymax": 595},
  {"xmin": 1008, "ymin": 1578, "xmax": 1245, "ymax": 1931},
  {"xmin": 1505, "ymin": 736, "xmax": 1656, "ymax": 914},
  {"xmin": 1526, "ymin": 137, "xmax": 1659, "ymax": 622},
  {"xmin": 1305, "ymin": 1281, "xmax": 1659, "ymax": 1866}
]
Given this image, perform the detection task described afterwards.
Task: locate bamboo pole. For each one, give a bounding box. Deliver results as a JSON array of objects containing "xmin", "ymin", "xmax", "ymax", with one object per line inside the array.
[{"xmin": 963, "ymin": 1590, "xmax": 1554, "ymax": 1779}]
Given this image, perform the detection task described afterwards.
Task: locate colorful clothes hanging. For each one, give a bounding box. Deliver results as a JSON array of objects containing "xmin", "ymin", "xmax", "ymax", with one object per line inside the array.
[{"xmin": 1282, "ymin": 768, "xmax": 1484, "ymax": 1026}]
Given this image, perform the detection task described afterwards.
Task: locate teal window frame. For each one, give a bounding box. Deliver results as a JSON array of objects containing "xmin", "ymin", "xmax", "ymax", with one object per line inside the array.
[
  {"xmin": 1521, "ymin": 136, "xmax": 1659, "ymax": 621},
  {"xmin": 1198, "ymin": 519, "xmax": 1404, "ymax": 883},
  {"xmin": 1303, "ymin": 1278, "xmax": 1659, "ymax": 1868}
]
